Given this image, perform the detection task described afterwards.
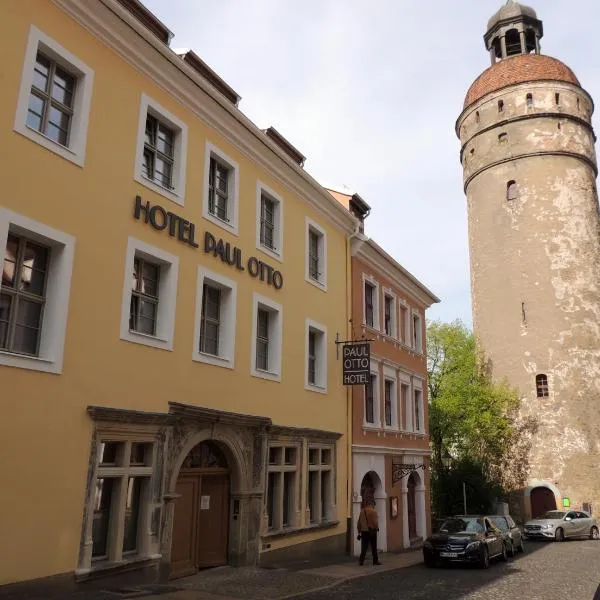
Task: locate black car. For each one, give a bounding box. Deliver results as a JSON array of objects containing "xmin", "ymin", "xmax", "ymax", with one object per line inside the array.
[
  {"xmin": 423, "ymin": 515, "xmax": 508, "ymax": 568},
  {"xmin": 488, "ymin": 514, "xmax": 525, "ymax": 556}
]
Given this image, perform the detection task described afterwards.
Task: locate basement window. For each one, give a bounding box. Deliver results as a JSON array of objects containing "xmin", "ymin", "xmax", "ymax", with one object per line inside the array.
[
  {"xmin": 507, "ymin": 180, "xmax": 518, "ymax": 201},
  {"xmin": 536, "ymin": 374, "xmax": 549, "ymax": 398}
]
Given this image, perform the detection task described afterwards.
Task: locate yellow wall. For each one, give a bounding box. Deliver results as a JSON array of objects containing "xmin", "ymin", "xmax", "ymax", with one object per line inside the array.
[{"xmin": 0, "ymin": 0, "xmax": 350, "ymax": 584}]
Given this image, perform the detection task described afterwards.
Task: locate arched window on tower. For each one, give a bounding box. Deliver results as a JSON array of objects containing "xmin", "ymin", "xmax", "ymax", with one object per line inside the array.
[
  {"xmin": 475, "ymin": 111, "xmax": 480, "ymax": 124},
  {"xmin": 498, "ymin": 99, "xmax": 504, "ymax": 113},
  {"xmin": 525, "ymin": 29, "xmax": 537, "ymax": 53},
  {"xmin": 526, "ymin": 93, "xmax": 533, "ymax": 108},
  {"xmin": 492, "ymin": 37, "xmax": 502, "ymax": 60},
  {"xmin": 536, "ymin": 374, "xmax": 549, "ymax": 398},
  {"xmin": 507, "ymin": 180, "xmax": 518, "ymax": 201},
  {"xmin": 505, "ymin": 29, "xmax": 522, "ymax": 56}
]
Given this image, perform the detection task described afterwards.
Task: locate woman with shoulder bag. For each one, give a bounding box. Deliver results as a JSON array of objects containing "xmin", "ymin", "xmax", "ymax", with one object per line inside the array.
[{"xmin": 356, "ymin": 500, "xmax": 381, "ymax": 566}]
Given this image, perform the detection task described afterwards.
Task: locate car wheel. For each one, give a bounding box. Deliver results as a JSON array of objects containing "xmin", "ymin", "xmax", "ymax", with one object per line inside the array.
[
  {"xmin": 518, "ymin": 538, "xmax": 525, "ymax": 553},
  {"xmin": 501, "ymin": 543, "xmax": 509, "ymax": 562},
  {"xmin": 590, "ymin": 526, "xmax": 599, "ymax": 540},
  {"xmin": 424, "ymin": 556, "xmax": 436, "ymax": 568},
  {"xmin": 555, "ymin": 527, "xmax": 565, "ymax": 542},
  {"xmin": 479, "ymin": 546, "xmax": 490, "ymax": 569}
]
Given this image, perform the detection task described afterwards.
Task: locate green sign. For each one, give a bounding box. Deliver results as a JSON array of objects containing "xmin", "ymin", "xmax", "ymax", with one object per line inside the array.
[{"xmin": 562, "ymin": 497, "xmax": 571, "ymax": 508}]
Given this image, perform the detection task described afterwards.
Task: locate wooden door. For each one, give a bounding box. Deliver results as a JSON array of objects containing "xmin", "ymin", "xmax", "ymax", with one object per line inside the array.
[
  {"xmin": 407, "ymin": 475, "xmax": 417, "ymax": 539},
  {"xmin": 530, "ymin": 487, "xmax": 556, "ymax": 519},
  {"xmin": 170, "ymin": 476, "xmax": 200, "ymax": 579},
  {"xmin": 196, "ymin": 474, "xmax": 229, "ymax": 568}
]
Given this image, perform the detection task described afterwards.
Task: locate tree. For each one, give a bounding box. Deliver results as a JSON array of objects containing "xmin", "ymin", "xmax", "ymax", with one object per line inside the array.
[{"xmin": 427, "ymin": 320, "xmax": 538, "ymax": 516}]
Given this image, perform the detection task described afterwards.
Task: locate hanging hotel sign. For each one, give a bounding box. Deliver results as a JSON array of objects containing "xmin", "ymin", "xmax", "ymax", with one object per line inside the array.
[
  {"xmin": 133, "ymin": 196, "xmax": 283, "ymax": 290},
  {"xmin": 342, "ymin": 342, "xmax": 370, "ymax": 385}
]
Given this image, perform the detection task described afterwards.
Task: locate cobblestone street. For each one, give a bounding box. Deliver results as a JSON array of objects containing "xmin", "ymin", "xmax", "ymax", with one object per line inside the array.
[{"xmin": 292, "ymin": 540, "xmax": 600, "ymax": 600}]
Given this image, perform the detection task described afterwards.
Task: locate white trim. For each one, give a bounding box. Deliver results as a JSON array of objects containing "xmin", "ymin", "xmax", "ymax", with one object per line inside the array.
[
  {"xmin": 14, "ymin": 25, "xmax": 94, "ymax": 167},
  {"xmin": 399, "ymin": 373, "xmax": 412, "ymax": 432},
  {"xmin": 119, "ymin": 237, "xmax": 179, "ymax": 351},
  {"xmin": 192, "ymin": 267, "xmax": 237, "ymax": 369},
  {"xmin": 382, "ymin": 365, "xmax": 399, "ymax": 430},
  {"xmin": 251, "ymin": 293, "xmax": 283, "ymax": 382},
  {"xmin": 411, "ymin": 309, "xmax": 423, "ymax": 353},
  {"xmin": 0, "ymin": 208, "xmax": 75, "ymax": 374},
  {"xmin": 203, "ymin": 141, "xmax": 240, "ymax": 235},
  {"xmin": 362, "ymin": 273, "xmax": 380, "ymax": 330},
  {"xmin": 352, "ymin": 445, "xmax": 431, "ymax": 455},
  {"xmin": 305, "ymin": 318, "xmax": 327, "ymax": 393},
  {"xmin": 255, "ymin": 180, "xmax": 284, "ymax": 262},
  {"xmin": 382, "ymin": 288, "xmax": 398, "ymax": 339},
  {"xmin": 134, "ymin": 93, "xmax": 188, "ymax": 205},
  {"xmin": 364, "ymin": 359, "xmax": 381, "ymax": 427},
  {"xmin": 412, "ymin": 377, "xmax": 424, "ymax": 433},
  {"xmin": 304, "ymin": 217, "xmax": 328, "ymax": 291}
]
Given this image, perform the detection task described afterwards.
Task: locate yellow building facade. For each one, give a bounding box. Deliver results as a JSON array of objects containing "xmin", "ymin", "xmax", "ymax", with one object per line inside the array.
[{"xmin": 0, "ymin": 0, "xmax": 358, "ymax": 590}]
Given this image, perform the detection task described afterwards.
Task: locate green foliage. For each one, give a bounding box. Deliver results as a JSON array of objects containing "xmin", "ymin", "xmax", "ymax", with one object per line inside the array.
[{"xmin": 427, "ymin": 320, "xmax": 537, "ymax": 517}]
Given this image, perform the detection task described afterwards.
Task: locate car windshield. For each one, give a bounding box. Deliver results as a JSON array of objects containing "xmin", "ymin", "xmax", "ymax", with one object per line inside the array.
[
  {"xmin": 543, "ymin": 511, "xmax": 566, "ymax": 520},
  {"xmin": 489, "ymin": 517, "xmax": 508, "ymax": 530},
  {"xmin": 439, "ymin": 518, "xmax": 484, "ymax": 534}
]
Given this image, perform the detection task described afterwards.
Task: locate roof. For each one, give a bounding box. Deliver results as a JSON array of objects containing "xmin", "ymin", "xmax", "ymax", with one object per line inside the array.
[
  {"xmin": 487, "ymin": 0, "xmax": 537, "ymax": 31},
  {"xmin": 463, "ymin": 54, "xmax": 580, "ymax": 108}
]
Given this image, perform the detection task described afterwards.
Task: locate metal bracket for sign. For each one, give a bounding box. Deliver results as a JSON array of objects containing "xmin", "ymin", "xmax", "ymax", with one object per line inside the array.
[
  {"xmin": 391, "ymin": 463, "xmax": 427, "ymax": 486},
  {"xmin": 334, "ymin": 332, "xmax": 375, "ymax": 360}
]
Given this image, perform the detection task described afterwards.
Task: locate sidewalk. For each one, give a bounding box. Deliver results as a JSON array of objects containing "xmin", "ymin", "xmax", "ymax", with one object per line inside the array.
[{"xmin": 139, "ymin": 550, "xmax": 424, "ymax": 600}]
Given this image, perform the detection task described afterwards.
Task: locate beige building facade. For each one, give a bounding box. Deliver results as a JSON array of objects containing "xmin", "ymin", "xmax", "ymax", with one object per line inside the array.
[{"xmin": 457, "ymin": 1, "xmax": 600, "ymax": 520}]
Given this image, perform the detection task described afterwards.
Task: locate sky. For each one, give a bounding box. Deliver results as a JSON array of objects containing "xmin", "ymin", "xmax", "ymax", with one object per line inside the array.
[{"xmin": 142, "ymin": 0, "xmax": 600, "ymax": 327}]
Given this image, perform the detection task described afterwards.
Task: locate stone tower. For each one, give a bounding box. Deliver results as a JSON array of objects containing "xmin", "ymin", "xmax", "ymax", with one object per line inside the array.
[{"xmin": 457, "ymin": 1, "xmax": 600, "ymax": 520}]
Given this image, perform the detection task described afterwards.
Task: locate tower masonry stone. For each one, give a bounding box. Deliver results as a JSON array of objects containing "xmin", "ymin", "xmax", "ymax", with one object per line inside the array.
[{"xmin": 457, "ymin": 1, "xmax": 600, "ymax": 518}]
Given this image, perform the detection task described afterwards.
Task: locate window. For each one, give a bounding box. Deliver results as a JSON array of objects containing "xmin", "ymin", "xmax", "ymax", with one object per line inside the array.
[
  {"xmin": 384, "ymin": 293, "xmax": 396, "ymax": 337},
  {"xmin": 498, "ymin": 132, "xmax": 508, "ymax": 144},
  {"xmin": 555, "ymin": 93, "xmax": 560, "ymax": 106},
  {"xmin": 365, "ymin": 283, "xmax": 375, "ymax": 328},
  {"xmin": 251, "ymin": 294, "xmax": 283, "ymax": 381},
  {"xmin": 256, "ymin": 182, "xmax": 284, "ymax": 261},
  {"xmin": 400, "ymin": 381, "xmax": 410, "ymax": 430},
  {"xmin": 308, "ymin": 446, "xmax": 334, "ymax": 524},
  {"xmin": 400, "ymin": 304, "xmax": 409, "ymax": 344},
  {"xmin": 120, "ymin": 238, "xmax": 179, "ymax": 351},
  {"xmin": 364, "ymin": 369, "xmax": 380, "ymax": 426},
  {"xmin": 305, "ymin": 218, "xmax": 327, "ymax": 290},
  {"xmin": 266, "ymin": 445, "xmax": 298, "ymax": 531},
  {"xmin": 306, "ymin": 319, "xmax": 327, "ymax": 392},
  {"xmin": 203, "ymin": 142, "xmax": 239, "ymax": 234},
  {"xmin": 412, "ymin": 311, "xmax": 423, "ymax": 352},
  {"xmin": 14, "ymin": 26, "xmax": 94, "ymax": 166},
  {"xmin": 475, "ymin": 111, "xmax": 480, "ymax": 124},
  {"xmin": 134, "ymin": 94, "xmax": 188, "ymax": 205},
  {"xmin": 414, "ymin": 387, "xmax": 423, "ymax": 432},
  {"xmin": 0, "ymin": 208, "xmax": 74, "ymax": 373},
  {"xmin": 384, "ymin": 379, "xmax": 393, "ymax": 427},
  {"xmin": 507, "ymin": 180, "xmax": 519, "ymax": 201},
  {"xmin": 498, "ymin": 99, "xmax": 504, "ymax": 113},
  {"xmin": 193, "ymin": 268, "xmax": 237, "ymax": 369},
  {"xmin": 536, "ymin": 373, "xmax": 549, "ymax": 398},
  {"xmin": 89, "ymin": 439, "xmax": 155, "ymax": 564},
  {"xmin": 526, "ymin": 93, "xmax": 533, "ymax": 108}
]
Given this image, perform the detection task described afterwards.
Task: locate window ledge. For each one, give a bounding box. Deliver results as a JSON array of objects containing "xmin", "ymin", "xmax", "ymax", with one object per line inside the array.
[
  {"xmin": 75, "ymin": 554, "xmax": 162, "ymax": 582},
  {"xmin": 15, "ymin": 122, "xmax": 84, "ymax": 167},
  {"xmin": 306, "ymin": 276, "xmax": 327, "ymax": 292},
  {"xmin": 262, "ymin": 520, "xmax": 339, "ymax": 541},
  {"xmin": 121, "ymin": 329, "xmax": 173, "ymax": 351},
  {"xmin": 258, "ymin": 243, "xmax": 282, "ymax": 263},
  {"xmin": 383, "ymin": 425, "xmax": 401, "ymax": 433},
  {"xmin": 203, "ymin": 210, "xmax": 238, "ymax": 236},
  {"xmin": 193, "ymin": 351, "xmax": 234, "ymax": 369},
  {"xmin": 362, "ymin": 424, "xmax": 382, "ymax": 431},
  {"xmin": 251, "ymin": 368, "xmax": 281, "ymax": 382},
  {"xmin": 0, "ymin": 349, "xmax": 60, "ymax": 374},
  {"xmin": 305, "ymin": 383, "xmax": 328, "ymax": 395},
  {"xmin": 135, "ymin": 173, "xmax": 183, "ymax": 207}
]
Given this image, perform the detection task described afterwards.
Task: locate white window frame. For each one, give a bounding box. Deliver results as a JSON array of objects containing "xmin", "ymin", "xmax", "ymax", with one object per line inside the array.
[
  {"xmin": 203, "ymin": 141, "xmax": 240, "ymax": 235},
  {"xmin": 305, "ymin": 318, "xmax": 327, "ymax": 393},
  {"xmin": 192, "ymin": 267, "xmax": 237, "ymax": 369},
  {"xmin": 134, "ymin": 93, "xmax": 188, "ymax": 206},
  {"xmin": 399, "ymin": 301, "xmax": 410, "ymax": 345},
  {"xmin": 413, "ymin": 378, "xmax": 424, "ymax": 432},
  {"xmin": 120, "ymin": 237, "xmax": 179, "ymax": 351},
  {"xmin": 363, "ymin": 275, "xmax": 380, "ymax": 330},
  {"xmin": 304, "ymin": 217, "xmax": 327, "ymax": 291},
  {"xmin": 14, "ymin": 25, "xmax": 94, "ymax": 167},
  {"xmin": 307, "ymin": 444, "xmax": 336, "ymax": 524},
  {"xmin": 399, "ymin": 372, "xmax": 411, "ymax": 431},
  {"xmin": 251, "ymin": 293, "xmax": 283, "ymax": 382},
  {"xmin": 383, "ymin": 365, "xmax": 399, "ymax": 430},
  {"xmin": 364, "ymin": 360, "xmax": 381, "ymax": 428},
  {"xmin": 0, "ymin": 208, "xmax": 75, "ymax": 374},
  {"xmin": 412, "ymin": 309, "xmax": 423, "ymax": 353},
  {"xmin": 256, "ymin": 181, "xmax": 284, "ymax": 262},
  {"xmin": 383, "ymin": 288, "xmax": 397, "ymax": 339},
  {"xmin": 266, "ymin": 443, "xmax": 300, "ymax": 532}
]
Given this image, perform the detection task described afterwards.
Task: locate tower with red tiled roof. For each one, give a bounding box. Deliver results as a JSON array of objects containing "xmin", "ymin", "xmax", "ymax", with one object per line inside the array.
[{"xmin": 456, "ymin": 2, "xmax": 600, "ymax": 521}]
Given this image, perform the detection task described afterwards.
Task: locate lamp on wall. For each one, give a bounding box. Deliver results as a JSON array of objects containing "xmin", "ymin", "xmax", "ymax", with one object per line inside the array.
[{"xmin": 441, "ymin": 450, "xmax": 452, "ymax": 470}]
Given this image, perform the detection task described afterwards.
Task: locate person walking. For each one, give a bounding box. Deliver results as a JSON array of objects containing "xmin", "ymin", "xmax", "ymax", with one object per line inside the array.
[{"xmin": 357, "ymin": 500, "xmax": 381, "ymax": 566}]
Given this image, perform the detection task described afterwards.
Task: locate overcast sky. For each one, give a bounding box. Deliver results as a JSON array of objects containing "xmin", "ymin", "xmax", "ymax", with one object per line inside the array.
[{"xmin": 142, "ymin": 0, "xmax": 600, "ymax": 327}]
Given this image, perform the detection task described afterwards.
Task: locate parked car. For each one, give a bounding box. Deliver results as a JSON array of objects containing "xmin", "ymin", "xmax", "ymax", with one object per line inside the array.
[
  {"xmin": 423, "ymin": 515, "xmax": 508, "ymax": 569},
  {"xmin": 524, "ymin": 510, "xmax": 599, "ymax": 542},
  {"xmin": 489, "ymin": 514, "xmax": 525, "ymax": 556}
]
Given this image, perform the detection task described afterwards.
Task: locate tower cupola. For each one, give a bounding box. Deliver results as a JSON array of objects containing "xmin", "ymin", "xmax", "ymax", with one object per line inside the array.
[{"xmin": 484, "ymin": 0, "xmax": 543, "ymax": 64}]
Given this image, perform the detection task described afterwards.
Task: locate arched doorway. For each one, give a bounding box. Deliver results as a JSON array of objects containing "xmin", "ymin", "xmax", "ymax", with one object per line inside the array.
[
  {"xmin": 407, "ymin": 473, "xmax": 418, "ymax": 540},
  {"xmin": 360, "ymin": 472, "xmax": 376, "ymax": 507},
  {"xmin": 530, "ymin": 486, "xmax": 557, "ymax": 519},
  {"xmin": 171, "ymin": 441, "xmax": 230, "ymax": 578}
]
